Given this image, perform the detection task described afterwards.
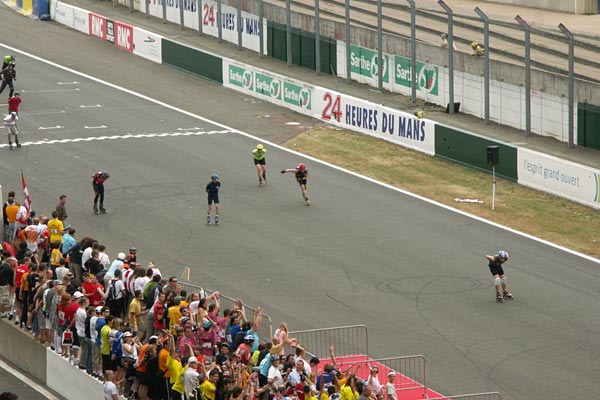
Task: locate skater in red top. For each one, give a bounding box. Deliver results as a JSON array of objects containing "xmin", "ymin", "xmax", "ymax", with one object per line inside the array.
[
  {"xmin": 8, "ymin": 92, "xmax": 21, "ymax": 115},
  {"xmin": 281, "ymin": 163, "xmax": 310, "ymax": 206},
  {"xmin": 486, "ymin": 250, "xmax": 513, "ymax": 302},
  {"xmin": 92, "ymin": 171, "xmax": 110, "ymax": 214}
]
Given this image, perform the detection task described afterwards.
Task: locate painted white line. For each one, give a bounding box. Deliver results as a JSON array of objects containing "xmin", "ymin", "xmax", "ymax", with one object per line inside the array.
[
  {"xmin": 79, "ymin": 104, "xmax": 102, "ymax": 108},
  {"xmin": 177, "ymin": 127, "xmax": 202, "ymax": 131},
  {"xmin": 23, "ymin": 110, "xmax": 66, "ymax": 116},
  {"xmin": 84, "ymin": 125, "xmax": 107, "ymax": 129},
  {"xmin": 21, "ymin": 88, "xmax": 80, "ymax": 93},
  {"xmin": 57, "ymin": 81, "xmax": 79, "ymax": 85},
  {"xmin": 38, "ymin": 126, "xmax": 64, "ymax": 130},
  {"xmin": 2, "ymin": 42, "xmax": 598, "ymax": 265},
  {"xmin": 286, "ymin": 122, "xmax": 301, "ymax": 125},
  {"xmin": 0, "ymin": 130, "xmax": 232, "ymax": 148},
  {"xmin": 0, "ymin": 357, "xmax": 61, "ymax": 400}
]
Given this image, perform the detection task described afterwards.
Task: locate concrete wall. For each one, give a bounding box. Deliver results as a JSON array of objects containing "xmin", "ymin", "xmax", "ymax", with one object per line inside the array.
[
  {"xmin": 0, "ymin": 318, "xmax": 47, "ymax": 383},
  {"xmin": 478, "ymin": 0, "xmax": 597, "ymax": 14}
]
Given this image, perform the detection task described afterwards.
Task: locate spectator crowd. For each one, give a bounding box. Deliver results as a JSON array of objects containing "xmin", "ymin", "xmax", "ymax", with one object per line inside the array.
[{"xmin": 1, "ymin": 191, "xmax": 397, "ymax": 400}]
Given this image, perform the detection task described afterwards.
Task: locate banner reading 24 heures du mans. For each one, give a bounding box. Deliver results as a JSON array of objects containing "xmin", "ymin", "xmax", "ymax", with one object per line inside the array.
[{"xmin": 313, "ymin": 87, "xmax": 436, "ymax": 155}]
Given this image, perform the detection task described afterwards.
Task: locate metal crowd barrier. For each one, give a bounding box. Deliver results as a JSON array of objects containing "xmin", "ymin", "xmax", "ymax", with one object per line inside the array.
[
  {"xmin": 336, "ymin": 355, "xmax": 427, "ymax": 396},
  {"xmin": 178, "ymin": 281, "xmax": 273, "ymax": 342},
  {"xmin": 427, "ymin": 392, "xmax": 502, "ymax": 400},
  {"xmin": 289, "ymin": 325, "xmax": 369, "ymax": 359}
]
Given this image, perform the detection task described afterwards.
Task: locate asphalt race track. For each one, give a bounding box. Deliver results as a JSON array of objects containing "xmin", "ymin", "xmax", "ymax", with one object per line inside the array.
[{"xmin": 1, "ymin": 6, "xmax": 600, "ymax": 400}]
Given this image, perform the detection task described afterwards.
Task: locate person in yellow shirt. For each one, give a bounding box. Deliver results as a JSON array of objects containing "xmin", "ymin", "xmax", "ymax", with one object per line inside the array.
[
  {"xmin": 4, "ymin": 198, "xmax": 18, "ymax": 242},
  {"xmin": 49, "ymin": 241, "xmax": 63, "ymax": 279},
  {"xmin": 47, "ymin": 211, "xmax": 65, "ymax": 244},
  {"xmin": 340, "ymin": 375, "xmax": 359, "ymax": 400},
  {"xmin": 168, "ymin": 296, "xmax": 183, "ymax": 333},
  {"xmin": 201, "ymin": 369, "xmax": 220, "ymax": 400},
  {"xmin": 128, "ymin": 290, "xmax": 146, "ymax": 338}
]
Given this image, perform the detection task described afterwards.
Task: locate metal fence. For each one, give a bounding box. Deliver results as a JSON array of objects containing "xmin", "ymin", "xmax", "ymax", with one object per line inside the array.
[
  {"xmin": 178, "ymin": 281, "xmax": 273, "ymax": 342},
  {"xmin": 289, "ymin": 325, "xmax": 369, "ymax": 359},
  {"xmin": 427, "ymin": 392, "xmax": 502, "ymax": 400},
  {"xmin": 336, "ymin": 356, "xmax": 427, "ymax": 396}
]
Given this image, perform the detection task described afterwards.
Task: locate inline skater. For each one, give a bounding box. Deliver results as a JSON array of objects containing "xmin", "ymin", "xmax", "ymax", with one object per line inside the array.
[
  {"xmin": 92, "ymin": 171, "xmax": 110, "ymax": 214},
  {"xmin": 281, "ymin": 164, "xmax": 310, "ymax": 206},
  {"xmin": 252, "ymin": 144, "xmax": 267, "ymax": 186},
  {"xmin": 485, "ymin": 250, "xmax": 513, "ymax": 303},
  {"xmin": 206, "ymin": 174, "xmax": 221, "ymax": 225}
]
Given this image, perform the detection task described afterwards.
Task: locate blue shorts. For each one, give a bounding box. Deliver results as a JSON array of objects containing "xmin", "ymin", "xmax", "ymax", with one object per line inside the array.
[{"xmin": 208, "ymin": 193, "xmax": 219, "ymax": 204}]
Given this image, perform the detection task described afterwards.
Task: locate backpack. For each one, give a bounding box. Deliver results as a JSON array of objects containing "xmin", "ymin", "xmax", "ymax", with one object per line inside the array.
[
  {"xmin": 106, "ymin": 279, "xmax": 119, "ymax": 303},
  {"xmin": 95, "ymin": 268, "xmax": 108, "ymax": 286}
]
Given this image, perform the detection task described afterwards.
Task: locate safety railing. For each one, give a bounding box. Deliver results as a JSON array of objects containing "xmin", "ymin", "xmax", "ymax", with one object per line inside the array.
[
  {"xmin": 289, "ymin": 325, "xmax": 369, "ymax": 359},
  {"xmin": 426, "ymin": 392, "xmax": 502, "ymax": 400},
  {"xmin": 178, "ymin": 281, "xmax": 273, "ymax": 342},
  {"xmin": 336, "ymin": 355, "xmax": 427, "ymax": 397}
]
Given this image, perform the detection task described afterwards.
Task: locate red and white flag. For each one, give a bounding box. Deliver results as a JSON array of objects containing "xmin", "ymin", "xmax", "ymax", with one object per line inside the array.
[{"xmin": 21, "ymin": 170, "xmax": 31, "ymax": 212}]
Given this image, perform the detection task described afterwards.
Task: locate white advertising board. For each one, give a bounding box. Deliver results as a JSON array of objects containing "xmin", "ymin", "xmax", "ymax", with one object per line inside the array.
[
  {"xmin": 313, "ymin": 87, "xmax": 436, "ymax": 155},
  {"xmin": 50, "ymin": 1, "xmax": 90, "ymax": 34},
  {"xmin": 133, "ymin": 27, "xmax": 163, "ymax": 63},
  {"xmin": 518, "ymin": 148, "xmax": 600, "ymax": 209},
  {"xmin": 143, "ymin": 0, "xmax": 266, "ymax": 53}
]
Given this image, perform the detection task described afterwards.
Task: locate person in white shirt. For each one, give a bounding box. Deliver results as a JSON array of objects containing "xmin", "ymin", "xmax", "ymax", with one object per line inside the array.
[
  {"xmin": 81, "ymin": 242, "xmax": 98, "ymax": 272},
  {"xmin": 183, "ymin": 356, "xmax": 202, "ymax": 399},
  {"xmin": 98, "ymin": 244, "xmax": 110, "ymax": 268},
  {"xmin": 268, "ymin": 355, "xmax": 283, "ymax": 394},
  {"xmin": 385, "ymin": 372, "xmax": 397, "ymax": 400},
  {"xmin": 103, "ymin": 370, "xmax": 119, "ymax": 400},
  {"xmin": 3, "ymin": 111, "xmax": 19, "ymax": 149},
  {"xmin": 76, "ymin": 297, "xmax": 90, "ymax": 371}
]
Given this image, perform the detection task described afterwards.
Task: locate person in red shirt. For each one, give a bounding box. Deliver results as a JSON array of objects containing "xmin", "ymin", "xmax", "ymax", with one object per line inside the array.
[
  {"xmin": 82, "ymin": 272, "xmax": 105, "ymax": 307},
  {"xmin": 92, "ymin": 171, "xmax": 110, "ymax": 214},
  {"xmin": 153, "ymin": 292, "xmax": 166, "ymax": 332},
  {"xmin": 58, "ymin": 292, "xmax": 80, "ymax": 356},
  {"xmin": 13, "ymin": 256, "xmax": 29, "ymax": 325},
  {"xmin": 8, "ymin": 92, "xmax": 21, "ymax": 115}
]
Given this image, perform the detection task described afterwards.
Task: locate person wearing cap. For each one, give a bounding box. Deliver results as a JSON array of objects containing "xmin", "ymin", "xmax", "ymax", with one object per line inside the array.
[
  {"xmin": 235, "ymin": 334, "xmax": 255, "ymax": 366},
  {"xmin": 201, "ymin": 368, "xmax": 220, "ymax": 400},
  {"xmin": 105, "ymin": 268, "xmax": 125, "ymax": 319},
  {"xmin": 104, "ymin": 251, "xmax": 125, "ymax": 289},
  {"xmin": 197, "ymin": 318, "xmax": 218, "ymax": 363},
  {"xmin": 206, "ymin": 173, "xmax": 221, "ymax": 225},
  {"xmin": 183, "ymin": 356, "xmax": 201, "ymax": 399},
  {"xmin": 252, "ymin": 144, "xmax": 268, "ymax": 185},
  {"xmin": 268, "ymin": 354, "xmax": 284, "ymax": 394},
  {"xmin": 385, "ymin": 372, "xmax": 397, "ymax": 400},
  {"xmin": 3, "ymin": 110, "xmax": 19, "ymax": 150}
]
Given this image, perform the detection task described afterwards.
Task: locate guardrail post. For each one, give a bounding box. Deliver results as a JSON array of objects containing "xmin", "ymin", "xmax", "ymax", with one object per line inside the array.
[
  {"xmin": 315, "ymin": 0, "xmax": 321, "ymax": 74},
  {"xmin": 345, "ymin": 0, "xmax": 351, "ymax": 83},
  {"xmin": 406, "ymin": 0, "xmax": 416, "ymax": 102},
  {"xmin": 515, "ymin": 15, "xmax": 531, "ymax": 137},
  {"xmin": 162, "ymin": 0, "xmax": 167, "ymax": 23},
  {"xmin": 474, "ymin": 7, "xmax": 490, "ymax": 125},
  {"xmin": 558, "ymin": 23, "xmax": 575, "ymax": 149},
  {"xmin": 145, "ymin": 0, "xmax": 149, "ymax": 18},
  {"xmin": 179, "ymin": 0, "xmax": 184, "ymax": 30},
  {"xmin": 376, "ymin": 0, "xmax": 383, "ymax": 92},
  {"xmin": 259, "ymin": 0, "xmax": 264, "ymax": 58},
  {"xmin": 438, "ymin": 0, "xmax": 455, "ymax": 114},
  {"xmin": 129, "ymin": 0, "xmax": 133, "ymax": 13},
  {"xmin": 198, "ymin": 0, "xmax": 203, "ymax": 35},
  {"xmin": 237, "ymin": 0, "xmax": 242, "ymax": 50},
  {"xmin": 218, "ymin": 0, "xmax": 223, "ymax": 43},
  {"xmin": 286, "ymin": 0, "xmax": 292, "ymax": 66}
]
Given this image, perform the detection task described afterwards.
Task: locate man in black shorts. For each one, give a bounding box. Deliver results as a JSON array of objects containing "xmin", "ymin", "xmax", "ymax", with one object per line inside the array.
[
  {"xmin": 281, "ymin": 163, "xmax": 310, "ymax": 206},
  {"xmin": 206, "ymin": 174, "xmax": 221, "ymax": 225},
  {"xmin": 486, "ymin": 250, "xmax": 512, "ymax": 302}
]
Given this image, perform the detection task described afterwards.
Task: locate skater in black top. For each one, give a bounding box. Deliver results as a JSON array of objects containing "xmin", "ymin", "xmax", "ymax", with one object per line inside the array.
[
  {"xmin": 486, "ymin": 250, "xmax": 512, "ymax": 302},
  {"xmin": 206, "ymin": 174, "xmax": 221, "ymax": 224},
  {"xmin": 92, "ymin": 171, "xmax": 110, "ymax": 214},
  {"xmin": 281, "ymin": 163, "xmax": 310, "ymax": 206}
]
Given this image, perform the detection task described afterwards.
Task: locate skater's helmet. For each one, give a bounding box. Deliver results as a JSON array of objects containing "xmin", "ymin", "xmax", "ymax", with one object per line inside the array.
[
  {"xmin": 211, "ymin": 174, "xmax": 220, "ymax": 180},
  {"xmin": 297, "ymin": 163, "xmax": 306, "ymax": 171},
  {"xmin": 471, "ymin": 42, "xmax": 479, "ymax": 49},
  {"xmin": 129, "ymin": 247, "xmax": 137, "ymax": 253},
  {"xmin": 498, "ymin": 250, "xmax": 509, "ymax": 260},
  {"xmin": 256, "ymin": 144, "xmax": 264, "ymax": 150}
]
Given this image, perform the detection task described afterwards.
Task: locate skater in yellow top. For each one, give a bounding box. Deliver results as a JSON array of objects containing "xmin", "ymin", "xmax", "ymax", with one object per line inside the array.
[
  {"xmin": 281, "ymin": 163, "xmax": 310, "ymax": 206},
  {"xmin": 486, "ymin": 250, "xmax": 512, "ymax": 303},
  {"xmin": 252, "ymin": 144, "xmax": 267, "ymax": 185}
]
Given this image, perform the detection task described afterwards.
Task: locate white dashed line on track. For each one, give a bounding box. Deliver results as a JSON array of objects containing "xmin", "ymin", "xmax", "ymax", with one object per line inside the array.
[{"xmin": 0, "ymin": 129, "xmax": 234, "ymax": 148}]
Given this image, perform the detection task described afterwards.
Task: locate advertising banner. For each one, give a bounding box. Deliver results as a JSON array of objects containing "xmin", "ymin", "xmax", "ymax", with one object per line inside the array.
[
  {"xmin": 314, "ymin": 87, "xmax": 435, "ymax": 155},
  {"xmin": 133, "ymin": 27, "xmax": 163, "ymax": 63},
  {"xmin": 222, "ymin": 59, "xmax": 312, "ymax": 116},
  {"xmin": 51, "ymin": 1, "xmax": 74, "ymax": 29},
  {"xmin": 348, "ymin": 44, "xmax": 389, "ymax": 85},
  {"xmin": 89, "ymin": 12, "xmax": 107, "ymax": 41},
  {"xmin": 143, "ymin": 0, "xmax": 266, "ymax": 53},
  {"xmin": 72, "ymin": 6, "xmax": 89, "ymax": 34},
  {"xmin": 518, "ymin": 148, "xmax": 600, "ymax": 209},
  {"xmin": 114, "ymin": 21, "xmax": 134, "ymax": 53},
  {"xmin": 394, "ymin": 55, "xmax": 438, "ymax": 96}
]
